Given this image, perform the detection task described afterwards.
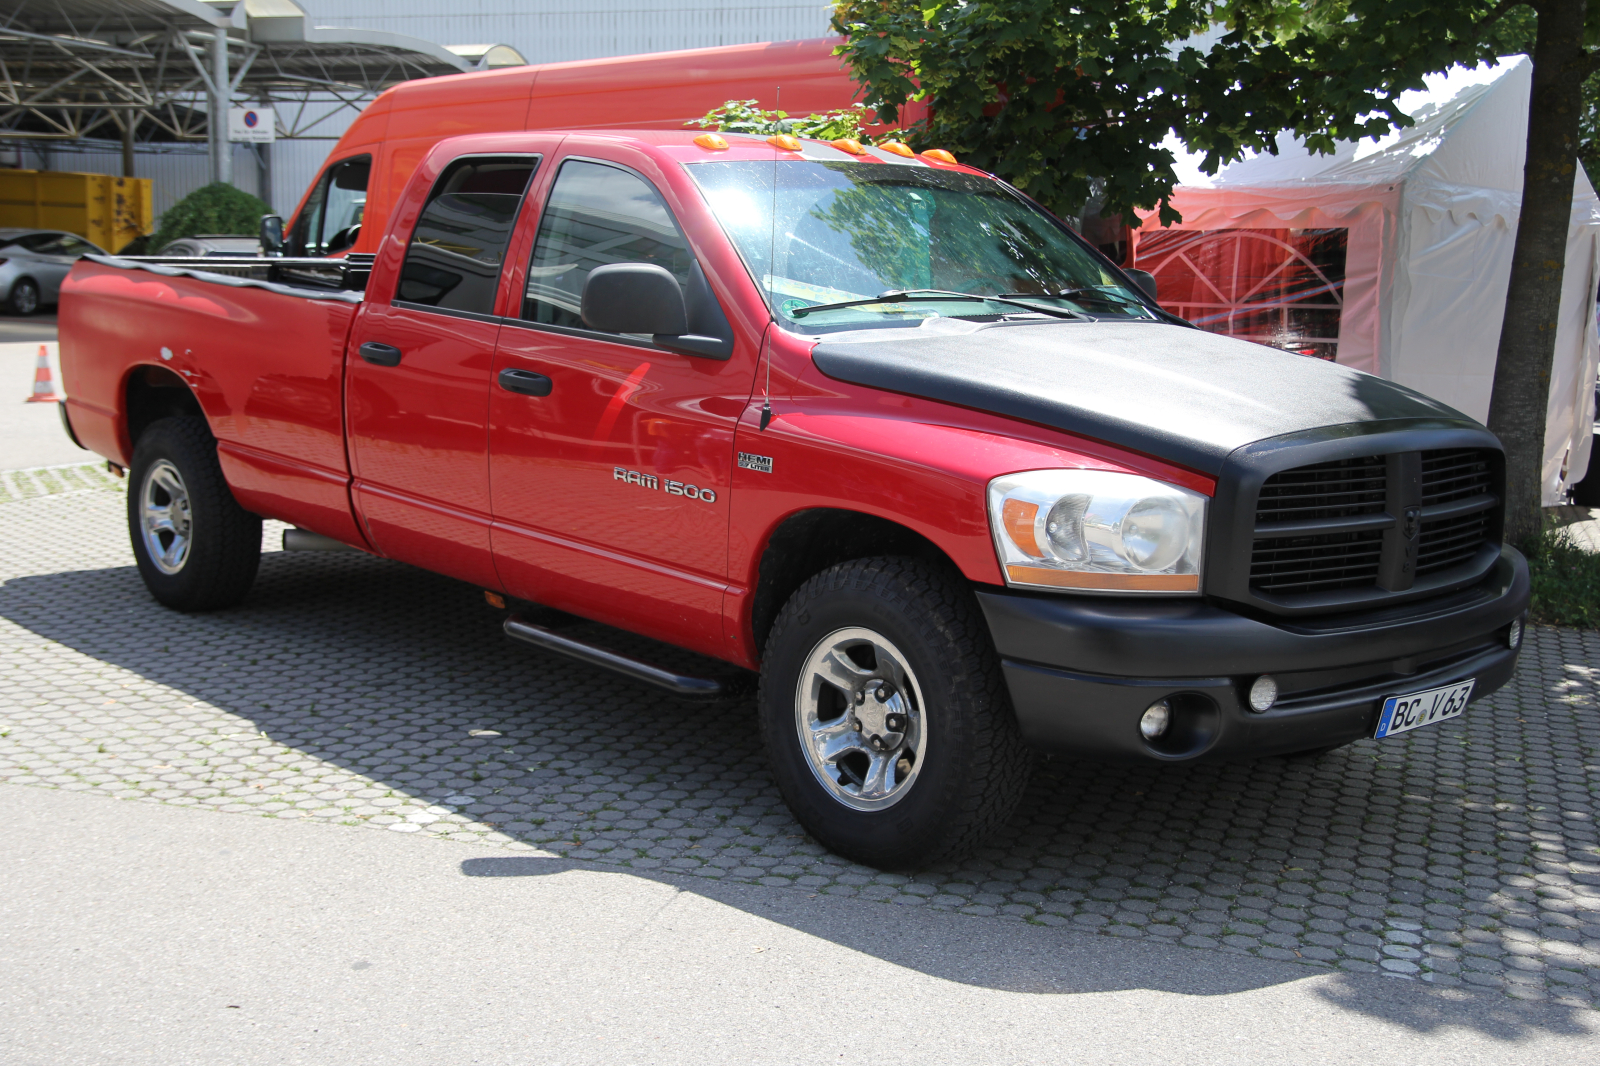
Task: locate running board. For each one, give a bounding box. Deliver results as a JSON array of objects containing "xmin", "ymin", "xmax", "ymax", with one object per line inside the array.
[
  {"xmin": 502, "ymin": 615, "xmax": 724, "ymax": 700},
  {"xmin": 282, "ymin": 529, "xmax": 359, "ymax": 552}
]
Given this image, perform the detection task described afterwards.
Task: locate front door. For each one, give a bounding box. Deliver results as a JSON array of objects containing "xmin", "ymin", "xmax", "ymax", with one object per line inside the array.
[
  {"xmin": 489, "ymin": 155, "xmax": 757, "ymax": 653},
  {"xmin": 346, "ymin": 154, "xmax": 539, "ymax": 587}
]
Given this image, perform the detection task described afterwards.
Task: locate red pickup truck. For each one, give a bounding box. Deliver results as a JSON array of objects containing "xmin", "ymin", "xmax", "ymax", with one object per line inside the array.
[{"xmin": 58, "ymin": 128, "xmax": 1530, "ymax": 869}]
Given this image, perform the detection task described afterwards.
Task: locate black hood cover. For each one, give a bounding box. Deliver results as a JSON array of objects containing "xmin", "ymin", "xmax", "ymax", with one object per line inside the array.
[{"xmin": 810, "ymin": 320, "xmax": 1477, "ymax": 474}]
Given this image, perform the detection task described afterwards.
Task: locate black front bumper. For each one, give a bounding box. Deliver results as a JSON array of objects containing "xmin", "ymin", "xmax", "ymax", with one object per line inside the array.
[{"xmin": 977, "ymin": 546, "xmax": 1530, "ymax": 763}]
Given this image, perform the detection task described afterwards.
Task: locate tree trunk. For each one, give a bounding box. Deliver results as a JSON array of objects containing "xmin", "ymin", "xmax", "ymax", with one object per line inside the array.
[{"xmin": 1487, "ymin": 0, "xmax": 1590, "ymax": 546}]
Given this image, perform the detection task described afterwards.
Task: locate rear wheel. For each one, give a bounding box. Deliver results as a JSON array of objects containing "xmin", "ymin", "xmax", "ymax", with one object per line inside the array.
[
  {"xmin": 759, "ymin": 557, "xmax": 1032, "ymax": 869},
  {"xmin": 128, "ymin": 416, "xmax": 261, "ymax": 610},
  {"xmin": 8, "ymin": 278, "xmax": 38, "ymax": 315}
]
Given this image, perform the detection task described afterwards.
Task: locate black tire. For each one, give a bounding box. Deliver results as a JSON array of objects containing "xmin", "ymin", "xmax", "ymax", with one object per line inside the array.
[
  {"xmin": 758, "ymin": 557, "xmax": 1032, "ymax": 869},
  {"xmin": 8, "ymin": 278, "xmax": 39, "ymax": 315},
  {"xmin": 128, "ymin": 416, "xmax": 261, "ymax": 611}
]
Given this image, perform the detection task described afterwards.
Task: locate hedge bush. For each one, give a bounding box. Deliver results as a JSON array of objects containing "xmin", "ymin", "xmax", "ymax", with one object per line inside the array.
[{"xmin": 150, "ymin": 183, "xmax": 271, "ymax": 252}]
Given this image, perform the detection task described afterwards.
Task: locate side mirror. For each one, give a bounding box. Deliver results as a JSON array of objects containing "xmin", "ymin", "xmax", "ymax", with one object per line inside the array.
[
  {"xmin": 259, "ymin": 214, "xmax": 284, "ymax": 256},
  {"xmin": 581, "ymin": 262, "xmax": 688, "ymax": 335},
  {"xmin": 1124, "ymin": 267, "xmax": 1158, "ymax": 302}
]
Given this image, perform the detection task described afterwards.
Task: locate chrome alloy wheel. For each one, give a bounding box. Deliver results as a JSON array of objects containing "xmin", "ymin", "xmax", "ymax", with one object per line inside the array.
[
  {"xmin": 794, "ymin": 627, "xmax": 927, "ymax": 811},
  {"xmin": 139, "ymin": 459, "xmax": 193, "ymax": 575}
]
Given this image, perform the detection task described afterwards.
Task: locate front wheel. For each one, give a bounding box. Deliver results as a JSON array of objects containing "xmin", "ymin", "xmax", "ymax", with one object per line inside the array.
[
  {"xmin": 759, "ymin": 557, "xmax": 1032, "ymax": 869},
  {"xmin": 128, "ymin": 416, "xmax": 261, "ymax": 610},
  {"xmin": 8, "ymin": 278, "xmax": 38, "ymax": 315}
]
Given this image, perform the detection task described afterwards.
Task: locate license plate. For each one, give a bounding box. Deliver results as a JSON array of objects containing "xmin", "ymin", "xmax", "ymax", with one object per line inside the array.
[{"xmin": 1374, "ymin": 679, "xmax": 1475, "ymax": 739}]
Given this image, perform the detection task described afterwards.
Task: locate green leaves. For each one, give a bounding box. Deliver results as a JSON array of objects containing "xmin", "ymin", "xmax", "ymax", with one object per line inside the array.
[
  {"xmin": 688, "ymin": 99, "xmax": 881, "ymax": 143},
  {"xmin": 831, "ymin": 0, "xmax": 1522, "ymax": 223},
  {"xmin": 151, "ymin": 182, "xmax": 272, "ymax": 252}
]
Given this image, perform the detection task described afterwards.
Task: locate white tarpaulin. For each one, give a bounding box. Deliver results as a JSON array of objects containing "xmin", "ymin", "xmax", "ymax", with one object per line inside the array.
[{"xmin": 1133, "ymin": 57, "xmax": 1600, "ymax": 505}]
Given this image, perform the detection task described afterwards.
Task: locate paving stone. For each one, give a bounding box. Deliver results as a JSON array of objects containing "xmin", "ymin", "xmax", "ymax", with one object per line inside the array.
[{"xmin": 3, "ymin": 474, "xmax": 1600, "ymax": 1008}]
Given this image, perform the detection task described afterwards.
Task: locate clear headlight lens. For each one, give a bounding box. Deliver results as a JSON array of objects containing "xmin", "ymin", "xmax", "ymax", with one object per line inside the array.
[{"xmin": 988, "ymin": 469, "xmax": 1207, "ymax": 593}]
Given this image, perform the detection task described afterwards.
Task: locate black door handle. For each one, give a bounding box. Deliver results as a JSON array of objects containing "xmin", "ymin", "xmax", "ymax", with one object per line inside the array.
[
  {"xmin": 499, "ymin": 368, "xmax": 553, "ymax": 397},
  {"xmin": 359, "ymin": 341, "xmax": 402, "ymax": 367}
]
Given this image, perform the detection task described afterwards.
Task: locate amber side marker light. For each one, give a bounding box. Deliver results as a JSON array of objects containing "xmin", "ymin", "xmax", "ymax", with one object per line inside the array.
[
  {"xmin": 830, "ymin": 138, "xmax": 865, "ymax": 155},
  {"xmin": 483, "ymin": 590, "xmax": 506, "ymax": 609},
  {"xmin": 1006, "ymin": 565, "xmax": 1200, "ymax": 593},
  {"xmin": 880, "ymin": 141, "xmax": 915, "ymax": 158},
  {"xmin": 921, "ymin": 148, "xmax": 958, "ymax": 164},
  {"xmin": 767, "ymin": 134, "xmax": 802, "ymax": 151},
  {"xmin": 693, "ymin": 133, "xmax": 729, "ymax": 151}
]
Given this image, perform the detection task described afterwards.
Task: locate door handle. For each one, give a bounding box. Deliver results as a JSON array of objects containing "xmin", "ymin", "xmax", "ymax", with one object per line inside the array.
[
  {"xmin": 359, "ymin": 341, "xmax": 402, "ymax": 367},
  {"xmin": 498, "ymin": 368, "xmax": 553, "ymax": 397}
]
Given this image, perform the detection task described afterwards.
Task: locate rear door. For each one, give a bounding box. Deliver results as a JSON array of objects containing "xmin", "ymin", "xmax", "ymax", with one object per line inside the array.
[
  {"xmin": 488, "ymin": 152, "xmax": 757, "ymax": 653},
  {"xmin": 345, "ymin": 153, "xmax": 540, "ymax": 586}
]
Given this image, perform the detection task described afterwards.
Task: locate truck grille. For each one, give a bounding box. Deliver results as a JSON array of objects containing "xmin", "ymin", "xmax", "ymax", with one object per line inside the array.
[
  {"xmin": 1417, "ymin": 449, "xmax": 1494, "ymax": 575},
  {"xmin": 1250, "ymin": 456, "xmax": 1387, "ymax": 593},
  {"xmin": 1247, "ymin": 448, "xmax": 1498, "ymax": 602}
]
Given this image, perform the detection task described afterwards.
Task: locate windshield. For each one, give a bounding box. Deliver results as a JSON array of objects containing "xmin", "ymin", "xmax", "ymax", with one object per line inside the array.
[{"xmin": 685, "ymin": 160, "xmax": 1156, "ymax": 332}]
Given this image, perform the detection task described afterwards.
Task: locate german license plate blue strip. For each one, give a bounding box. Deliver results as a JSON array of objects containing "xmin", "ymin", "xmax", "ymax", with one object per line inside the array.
[{"xmin": 1375, "ymin": 679, "xmax": 1475, "ymax": 739}]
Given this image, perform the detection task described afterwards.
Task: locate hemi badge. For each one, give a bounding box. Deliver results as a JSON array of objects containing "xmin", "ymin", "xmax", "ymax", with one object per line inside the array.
[{"xmin": 738, "ymin": 452, "xmax": 774, "ymax": 474}]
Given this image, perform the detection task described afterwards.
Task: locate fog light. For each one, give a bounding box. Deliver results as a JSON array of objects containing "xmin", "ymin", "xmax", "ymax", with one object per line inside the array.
[
  {"xmin": 1140, "ymin": 700, "xmax": 1171, "ymax": 740},
  {"xmin": 1508, "ymin": 618, "xmax": 1523, "ymax": 649},
  {"xmin": 1248, "ymin": 675, "xmax": 1278, "ymax": 713}
]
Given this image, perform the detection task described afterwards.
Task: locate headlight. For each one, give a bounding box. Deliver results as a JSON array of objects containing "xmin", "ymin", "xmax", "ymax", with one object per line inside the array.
[{"xmin": 987, "ymin": 469, "xmax": 1206, "ymax": 593}]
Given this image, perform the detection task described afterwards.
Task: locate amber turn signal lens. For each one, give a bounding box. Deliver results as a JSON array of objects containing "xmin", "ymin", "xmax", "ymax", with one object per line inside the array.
[
  {"xmin": 1001, "ymin": 499, "xmax": 1041, "ymax": 558},
  {"xmin": 767, "ymin": 134, "xmax": 802, "ymax": 151},
  {"xmin": 879, "ymin": 141, "xmax": 915, "ymax": 157},
  {"xmin": 1005, "ymin": 565, "xmax": 1200, "ymax": 593},
  {"xmin": 920, "ymin": 148, "xmax": 958, "ymax": 164},
  {"xmin": 829, "ymin": 138, "xmax": 865, "ymax": 155},
  {"xmin": 483, "ymin": 590, "xmax": 506, "ymax": 609},
  {"xmin": 693, "ymin": 133, "xmax": 729, "ymax": 151}
]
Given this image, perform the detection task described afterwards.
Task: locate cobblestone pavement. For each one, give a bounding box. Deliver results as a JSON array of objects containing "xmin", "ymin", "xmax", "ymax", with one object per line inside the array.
[{"xmin": 5, "ymin": 472, "xmax": 1600, "ymax": 1009}]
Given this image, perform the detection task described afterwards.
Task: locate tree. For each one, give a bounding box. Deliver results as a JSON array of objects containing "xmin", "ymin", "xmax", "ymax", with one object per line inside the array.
[
  {"xmin": 150, "ymin": 182, "xmax": 271, "ymax": 252},
  {"xmin": 833, "ymin": 0, "xmax": 1600, "ymax": 545}
]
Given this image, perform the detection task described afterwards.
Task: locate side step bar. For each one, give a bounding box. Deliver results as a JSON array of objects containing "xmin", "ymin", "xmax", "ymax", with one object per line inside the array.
[
  {"xmin": 503, "ymin": 615, "xmax": 724, "ymax": 700},
  {"xmin": 282, "ymin": 529, "xmax": 359, "ymax": 552}
]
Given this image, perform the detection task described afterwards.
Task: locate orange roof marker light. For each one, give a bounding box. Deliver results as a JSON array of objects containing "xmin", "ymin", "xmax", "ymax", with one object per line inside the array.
[
  {"xmin": 829, "ymin": 138, "xmax": 865, "ymax": 155},
  {"xmin": 693, "ymin": 133, "xmax": 730, "ymax": 151},
  {"xmin": 879, "ymin": 141, "xmax": 915, "ymax": 158},
  {"xmin": 767, "ymin": 134, "xmax": 802, "ymax": 151},
  {"xmin": 921, "ymin": 148, "xmax": 958, "ymax": 164}
]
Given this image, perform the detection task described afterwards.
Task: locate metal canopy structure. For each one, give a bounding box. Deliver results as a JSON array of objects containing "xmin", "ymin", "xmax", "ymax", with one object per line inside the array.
[{"xmin": 0, "ymin": 0, "xmax": 524, "ymax": 179}]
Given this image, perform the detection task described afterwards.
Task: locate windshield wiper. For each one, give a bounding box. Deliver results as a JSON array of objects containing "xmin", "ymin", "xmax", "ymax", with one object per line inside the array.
[
  {"xmin": 987, "ymin": 294, "xmax": 1090, "ymax": 320},
  {"xmin": 789, "ymin": 288, "xmax": 1084, "ymax": 321},
  {"xmin": 788, "ymin": 288, "xmax": 991, "ymax": 318},
  {"xmin": 1051, "ymin": 287, "xmax": 1145, "ymax": 307}
]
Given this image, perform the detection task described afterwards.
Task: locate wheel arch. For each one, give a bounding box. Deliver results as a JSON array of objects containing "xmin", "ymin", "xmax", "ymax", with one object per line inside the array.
[
  {"xmin": 124, "ymin": 364, "xmax": 205, "ymax": 453},
  {"xmin": 750, "ymin": 507, "xmax": 962, "ymax": 657}
]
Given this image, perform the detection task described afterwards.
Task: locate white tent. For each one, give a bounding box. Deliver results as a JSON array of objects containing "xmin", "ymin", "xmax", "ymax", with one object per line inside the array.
[{"xmin": 1132, "ymin": 57, "xmax": 1600, "ymax": 505}]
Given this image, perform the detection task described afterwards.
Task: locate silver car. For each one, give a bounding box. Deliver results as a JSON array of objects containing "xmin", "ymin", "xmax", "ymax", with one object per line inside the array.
[{"xmin": 0, "ymin": 228, "xmax": 106, "ymax": 315}]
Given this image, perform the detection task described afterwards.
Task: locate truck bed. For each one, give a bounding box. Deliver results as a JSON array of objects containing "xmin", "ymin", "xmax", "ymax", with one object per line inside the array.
[{"xmin": 59, "ymin": 256, "xmax": 369, "ymax": 547}]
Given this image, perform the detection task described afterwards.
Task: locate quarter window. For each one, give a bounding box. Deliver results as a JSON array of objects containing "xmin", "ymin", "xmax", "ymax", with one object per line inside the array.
[
  {"xmin": 522, "ymin": 160, "xmax": 693, "ymax": 329},
  {"xmin": 396, "ymin": 157, "xmax": 538, "ymax": 317}
]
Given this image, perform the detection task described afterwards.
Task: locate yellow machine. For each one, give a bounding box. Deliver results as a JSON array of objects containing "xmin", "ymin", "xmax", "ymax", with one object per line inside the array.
[{"xmin": 0, "ymin": 169, "xmax": 154, "ymax": 253}]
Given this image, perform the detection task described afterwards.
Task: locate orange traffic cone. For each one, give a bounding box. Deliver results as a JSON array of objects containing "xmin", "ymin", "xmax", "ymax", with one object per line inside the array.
[{"xmin": 25, "ymin": 345, "xmax": 58, "ymax": 403}]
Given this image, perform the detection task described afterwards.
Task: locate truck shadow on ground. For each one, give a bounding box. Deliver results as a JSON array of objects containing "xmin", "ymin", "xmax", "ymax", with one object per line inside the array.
[{"xmin": 1, "ymin": 544, "xmax": 1595, "ymax": 1037}]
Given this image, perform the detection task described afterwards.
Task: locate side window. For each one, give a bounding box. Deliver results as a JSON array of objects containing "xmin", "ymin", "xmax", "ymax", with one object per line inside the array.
[
  {"xmin": 55, "ymin": 235, "xmax": 98, "ymax": 257},
  {"xmin": 19, "ymin": 233, "xmax": 59, "ymax": 253},
  {"xmin": 395, "ymin": 156, "xmax": 538, "ymax": 317},
  {"xmin": 287, "ymin": 154, "xmax": 371, "ymax": 257},
  {"xmin": 522, "ymin": 160, "xmax": 693, "ymax": 329}
]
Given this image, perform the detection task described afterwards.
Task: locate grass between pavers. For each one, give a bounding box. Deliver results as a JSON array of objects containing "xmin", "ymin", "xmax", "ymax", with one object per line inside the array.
[
  {"xmin": 1529, "ymin": 524, "xmax": 1600, "ymax": 628},
  {"xmin": 0, "ymin": 463, "xmax": 123, "ymax": 503}
]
